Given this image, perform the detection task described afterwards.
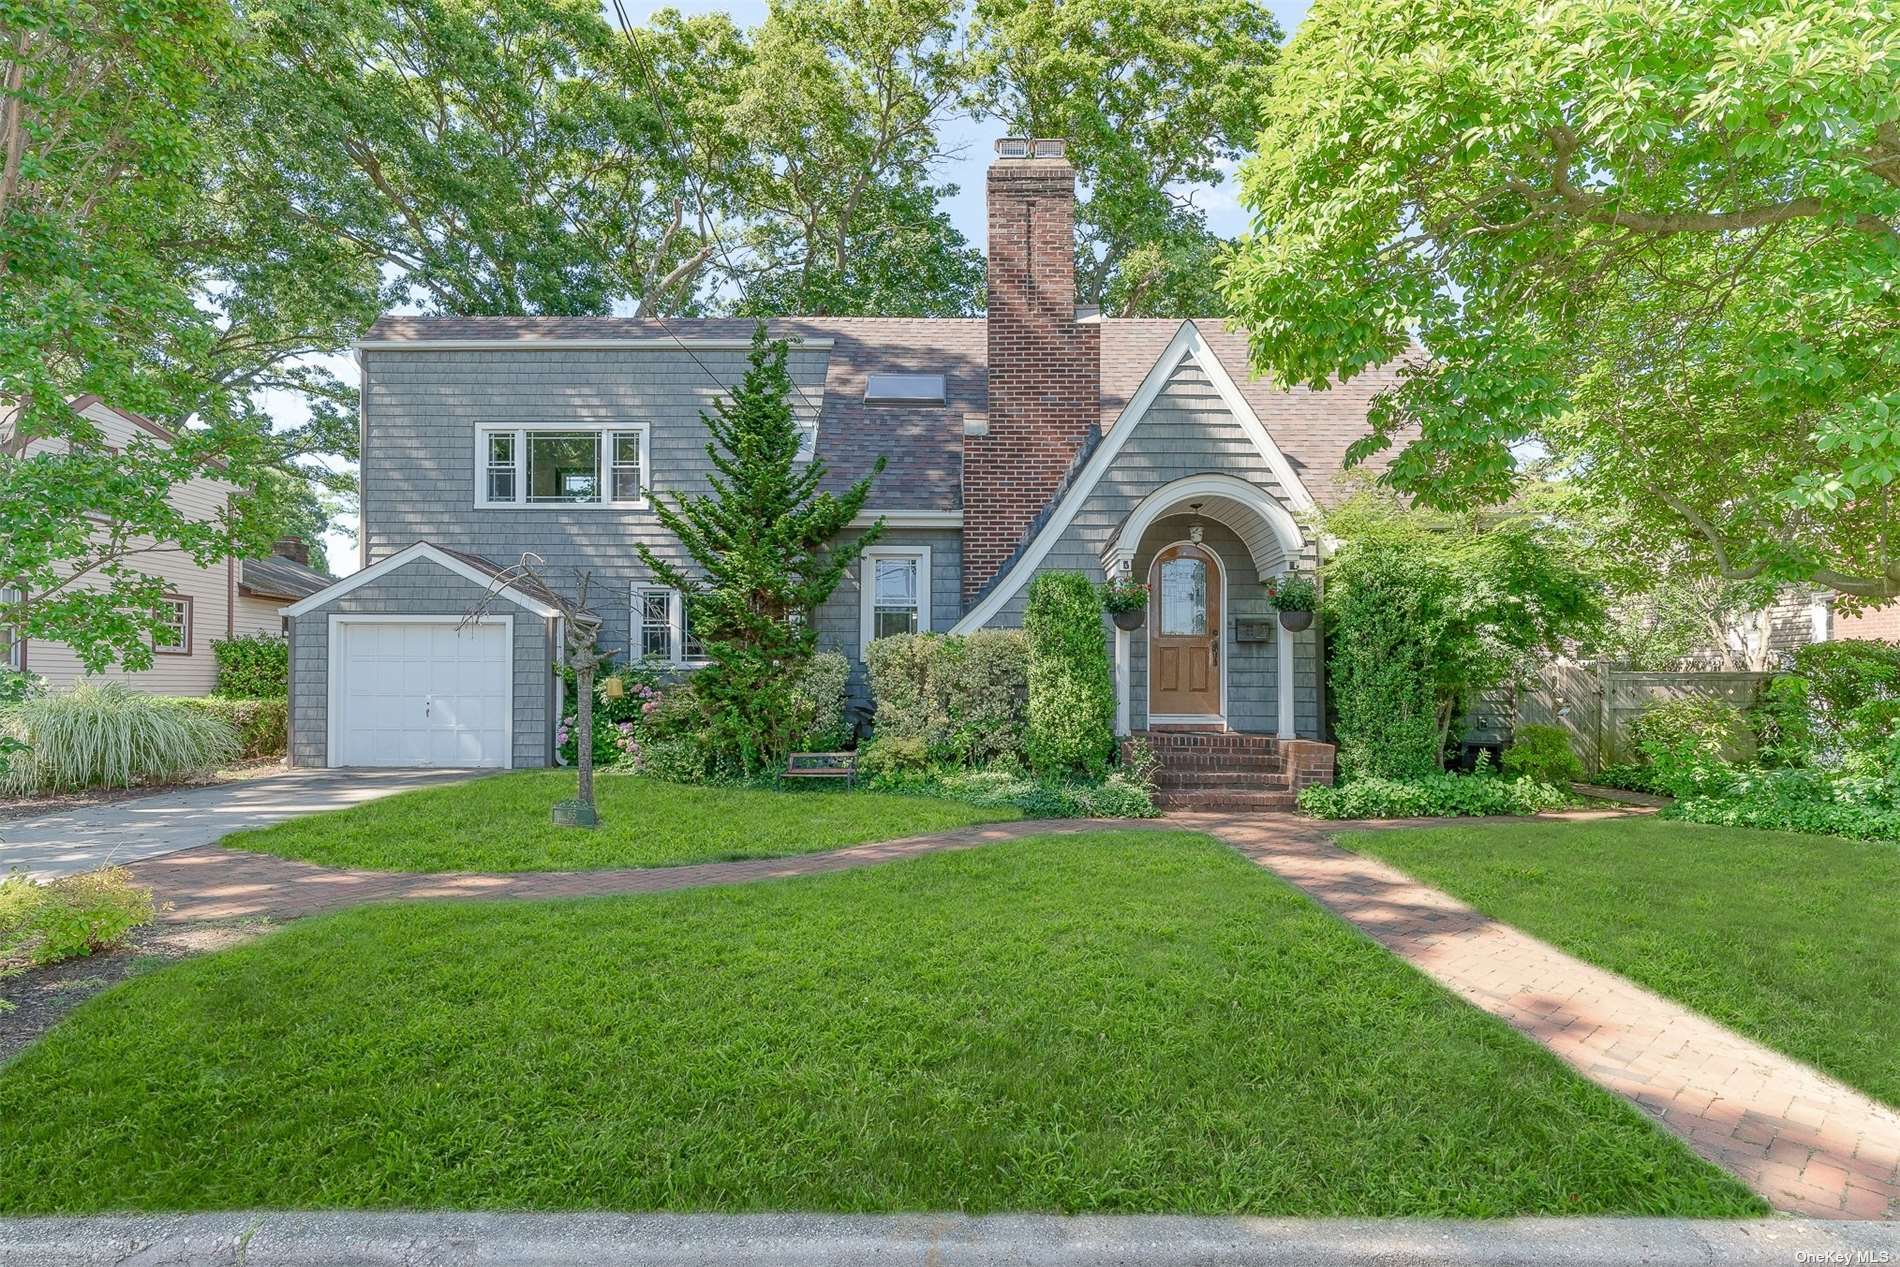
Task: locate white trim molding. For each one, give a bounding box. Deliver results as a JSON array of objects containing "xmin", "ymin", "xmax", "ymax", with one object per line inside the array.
[
  {"xmin": 952, "ymin": 320, "xmax": 1316, "ymax": 634},
  {"xmin": 849, "ymin": 509, "xmax": 963, "ymax": 529},
  {"xmin": 283, "ymin": 542, "xmax": 562, "ymax": 619},
  {"xmin": 859, "ymin": 545, "xmax": 933, "ymax": 657},
  {"xmin": 1103, "ymin": 473, "xmax": 1304, "ymax": 580},
  {"xmin": 325, "ymin": 613, "xmax": 514, "ymax": 769},
  {"xmin": 358, "ymin": 337, "xmax": 835, "ymax": 352}
]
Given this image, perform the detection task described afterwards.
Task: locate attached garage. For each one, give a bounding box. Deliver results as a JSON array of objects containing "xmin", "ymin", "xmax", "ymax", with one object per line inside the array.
[{"xmin": 285, "ymin": 543, "xmax": 562, "ymax": 769}]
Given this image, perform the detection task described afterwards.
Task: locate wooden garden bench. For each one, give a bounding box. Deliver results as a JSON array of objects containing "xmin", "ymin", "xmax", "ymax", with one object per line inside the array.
[{"xmin": 786, "ymin": 751, "xmax": 856, "ymax": 788}]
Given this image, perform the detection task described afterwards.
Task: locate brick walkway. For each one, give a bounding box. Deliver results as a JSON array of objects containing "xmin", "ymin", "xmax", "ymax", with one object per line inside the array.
[
  {"xmin": 120, "ymin": 818, "xmax": 1166, "ymax": 923},
  {"xmin": 119, "ymin": 809, "xmax": 1900, "ymax": 1220},
  {"xmin": 1178, "ymin": 812, "xmax": 1900, "ymax": 1222}
]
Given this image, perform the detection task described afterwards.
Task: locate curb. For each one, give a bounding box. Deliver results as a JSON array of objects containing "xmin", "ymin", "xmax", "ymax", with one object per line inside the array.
[{"xmin": 0, "ymin": 1213, "xmax": 1896, "ymax": 1266}]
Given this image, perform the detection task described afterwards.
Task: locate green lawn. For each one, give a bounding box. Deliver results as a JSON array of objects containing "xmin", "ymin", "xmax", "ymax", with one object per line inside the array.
[
  {"xmin": 1342, "ymin": 817, "xmax": 1900, "ymax": 1107},
  {"xmin": 221, "ymin": 771, "xmax": 1020, "ymax": 871},
  {"xmin": 0, "ymin": 832, "xmax": 1756, "ymax": 1215}
]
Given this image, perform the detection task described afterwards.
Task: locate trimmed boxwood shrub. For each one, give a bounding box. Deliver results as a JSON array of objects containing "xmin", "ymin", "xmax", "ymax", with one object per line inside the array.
[
  {"xmin": 210, "ymin": 634, "xmax": 288, "ymax": 699},
  {"xmin": 1023, "ymin": 572, "xmax": 1115, "ymax": 777},
  {"xmin": 864, "ymin": 630, "xmax": 1028, "ymax": 764},
  {"xmin": 1299, "ymin": 773, "xmax": 1569, "ymax": 820},
  {"xmin": 1501, "ymin": 723, "xmax": 1583, "ymax": 786}
]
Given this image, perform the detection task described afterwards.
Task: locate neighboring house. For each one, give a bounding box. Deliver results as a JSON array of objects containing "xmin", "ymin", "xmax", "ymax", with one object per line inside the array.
[
  {"xmin": 0, "ymin": 396, "xmax": 327, "ymax": 696},
  {"xmin": 285, "ymin": 139, "xmax": 1395, "ymax": 790}
]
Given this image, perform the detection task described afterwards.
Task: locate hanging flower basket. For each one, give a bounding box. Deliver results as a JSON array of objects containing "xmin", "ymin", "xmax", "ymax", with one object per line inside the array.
[
  {"xmin": 1100, "ymin": 575, "xmax": 1149, "ymax": 631},
  {"xmin": 1263, "ymin": 573, "xmax": 1318, "ymax": 632}
]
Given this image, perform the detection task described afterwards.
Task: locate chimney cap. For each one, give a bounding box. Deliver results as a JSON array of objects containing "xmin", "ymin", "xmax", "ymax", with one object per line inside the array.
[{"xmin": 994, "ymin": 137, "xmax": 1067, "ymax": 160}]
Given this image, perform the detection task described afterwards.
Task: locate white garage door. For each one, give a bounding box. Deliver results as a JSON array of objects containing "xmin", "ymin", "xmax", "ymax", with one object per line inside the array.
[{"xmin": 332, "ymin": 619, "xmax": 512, "ymax": 768}]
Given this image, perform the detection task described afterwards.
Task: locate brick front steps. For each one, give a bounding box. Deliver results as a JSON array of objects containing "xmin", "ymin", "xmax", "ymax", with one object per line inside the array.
[{"xmin": 1127, "ymin": 731, "xmax": 1335, "ymax": 811}]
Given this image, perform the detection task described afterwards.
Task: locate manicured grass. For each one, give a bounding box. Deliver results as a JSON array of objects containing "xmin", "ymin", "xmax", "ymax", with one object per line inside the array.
[
  {"xmin": 0, "ymin": 832, "xmax": 1756, "ymax": 1215},
  {"xmin": 1342, "ymin": 817, "xmax": 1900, "ymax": 1107},
  {"xmin": 221, "ymin": 771, "xmax": 1020, "ymax": 871}
]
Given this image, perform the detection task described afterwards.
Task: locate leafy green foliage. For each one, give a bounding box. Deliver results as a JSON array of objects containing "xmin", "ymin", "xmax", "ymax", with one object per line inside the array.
[
  {"xmin": 864, "ymin": 630, "xmax": 1029, "ymax": 765},
  {"xmin": 1262, "ymin": 572, "xmax": 1316, "ymax": 613},
  {"xmin": 789, "ymin": 651, "xmax": 851, "ymax": 751},
  {"xmin": 866, "ymin": 758, "xmax": 1158, "ymax": 818},
  {"xmin": 177, "ymin": 697, "xmax": 288, "ymax": 760},
  {"xmin": 1784, "ymin": 639, "xmax": 1900, "ymax": 759},
  {"xmin": 556, "ymin": 659, "xmax": 670, "ymax": 770},
  {"xmin": 0, "ymin": 832, "xmax": 1758, "ymax": 1215},
  {"xmin": 1346, "ymin": 817, "xmax": 1900, "ymax": 1108},
  {"xmin": 221, "ymin": 770, "xmax": 1015, "ymax": 871},
  {"xmin": 971, "ymin": 0, "xmax": 1281, "ymax": 315},
  {"xmin": 1630, "ymin": 697, "xmax": 1753, "ymax": 799},
  {"xmin": 210, "ymin": 634, "xmax": 288, "ymax": 699},
  {"xmin": 636, "ymin": 329, "xmax": 884, "ymax": 775},
  {"xmin": 1298, "ymin": 774, "xmax": 1569, "ymax": 820},
  {"xmin": 1322, "ymin": 496, "xmax": 1604, "ymax": 779},
  {"xmin": 1592, "ymin": 762, "xmax": 1671, "ymax": 797},
  {"xmin": 0, "ymin": 868, "xmax": 157, "ymax": 968},
  {"xmin": 1022, "ymin": 572, "xmax": 1115, "ymax": 777},
  {"xmin": 1501, "ymin": 724, "xmax": 1583, "ymax": 788},
  {"xmin": 0, "ymin": 685, "xmax": 241, "ymax": 795},
  {"xmin": 1097, "ymin": 576, "xmax": 1148, "ymax": 614},
  {"xmin": 1669, "ymin": 770, "xmax": 1900, "ymax": 845},
  {"xmin": 1225, "ymin": 0, "xmax": 1900, "ymax": 597}
]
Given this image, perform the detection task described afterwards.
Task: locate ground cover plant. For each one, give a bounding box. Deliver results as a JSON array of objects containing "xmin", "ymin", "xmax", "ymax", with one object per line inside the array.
[
  {"xmin": 0, "ymin": 832, "xmax": 1757, "ymax": 1215},
  {"xmin": 1298, "ymin": 770, "xmax": 1567, "ymax": 820},
  {"xmin": 220, "ymin": 771, "xmax": 1019, "ymax": 872},
  {"xmin": 1343, "ymin": 817, "xmax": 1900, "ymax": 1107},
  {"xmin": 1, "ymin": 868, "xmax": 157, "ymax": 970}
]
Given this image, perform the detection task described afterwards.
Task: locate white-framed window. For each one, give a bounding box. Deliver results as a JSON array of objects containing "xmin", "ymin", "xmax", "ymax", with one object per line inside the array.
[
  {"xmin": 859, "ymin": 546, "xmax": 931, "ymax": 654},
  {"xmin": 632, "ymin": 585, "xmax": 707, "ymax": 665},
  {"xmin": 154, "ymin": 595, "xmax": 192, "ymax": 656},
  {"xmin": 0, "ymin": 585, "xmax": 22, "ymax": 671},
  {"xmin": 475, "ymin": 423, "xmax": 649, "ymax": 508},
  {"xmin": 795, "ymin": 419, "xmax": 818, "ymax": 463}
]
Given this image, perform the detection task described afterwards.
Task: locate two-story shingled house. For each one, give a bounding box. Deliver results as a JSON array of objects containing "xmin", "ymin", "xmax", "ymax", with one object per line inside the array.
[{"xmin": 284, "ymin": 139, "xmax": 1397, "ymax": 802}]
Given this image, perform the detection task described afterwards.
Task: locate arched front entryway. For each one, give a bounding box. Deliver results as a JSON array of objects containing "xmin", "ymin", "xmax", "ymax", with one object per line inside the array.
[
  {"xmin": 1104, "ymin": 474, "xmax": 1308, "ymax": 739},
  {"xmin": 1147, "ymin": 540, "xmax": 1226, "ymax": 724}
]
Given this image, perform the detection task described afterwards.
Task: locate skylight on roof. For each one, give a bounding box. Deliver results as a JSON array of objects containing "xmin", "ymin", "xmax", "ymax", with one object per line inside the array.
[{"xmin": 864, "ymin": 373, "xmax": 946, "ymax": 404}]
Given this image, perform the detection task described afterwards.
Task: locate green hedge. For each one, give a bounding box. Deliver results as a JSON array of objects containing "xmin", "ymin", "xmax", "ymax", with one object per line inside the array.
[
  {"xmin": 1299, "ymin": 773, "xmax": 1569, "ymax": 820},
  {"xmin": 177, "ymin": 696, "xmax": 288, "ymax": 759},
  {"xmin": 1023, "ymin": 572, "xmax": 1115, "ymax": 777},
  {"xmin": 863, "ymin": 630, "xmax": 1028, "ymax": 764},
  {"xmin": 211, "ymin": 634, "xmax": 288, "ymax": 699}
]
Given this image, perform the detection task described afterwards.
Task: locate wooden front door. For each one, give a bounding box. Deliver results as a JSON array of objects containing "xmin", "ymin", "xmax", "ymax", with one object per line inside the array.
[{"xmin": 1149, "ymin": 542, "xmax": 1221, "ymax": 720}]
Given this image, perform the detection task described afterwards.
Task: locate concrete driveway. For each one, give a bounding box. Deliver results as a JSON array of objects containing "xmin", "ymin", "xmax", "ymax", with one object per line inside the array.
[{"xmin": 0, "ymin": 767, "xmax": 485, "ymax": 881}]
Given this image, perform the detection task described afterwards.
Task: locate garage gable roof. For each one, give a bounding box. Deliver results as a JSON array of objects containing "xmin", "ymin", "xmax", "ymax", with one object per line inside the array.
[{"xmin": 281, "ymin": 542, "xmax": 562, "ymax": 619}]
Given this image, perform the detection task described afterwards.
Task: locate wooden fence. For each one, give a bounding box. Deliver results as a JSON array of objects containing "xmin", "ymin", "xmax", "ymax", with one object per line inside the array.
[{"xmin": 1494, "ymin": 662, "xmax": 1772, "ymax": 773}]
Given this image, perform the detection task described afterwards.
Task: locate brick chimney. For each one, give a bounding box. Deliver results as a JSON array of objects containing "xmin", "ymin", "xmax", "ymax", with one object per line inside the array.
[
  {"xmin": 272, "ymin": 536, "xmax": 310, "ymax": 566},
  {"xmin": 964, "ymin": 137, "xmax": 1101, "ymax": 604}
]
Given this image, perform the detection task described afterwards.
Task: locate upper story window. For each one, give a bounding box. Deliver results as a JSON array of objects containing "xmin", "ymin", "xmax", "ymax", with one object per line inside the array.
[
  {"xmin": 476, "ymin": 424, "xmax": 649, "ymax": 509},
  {"xmin": 795, "ymin": 419, "xmax": 818, "ymax": 463},
  {"xmin": 154, "ymin": 595, "xmax": 191, "ymax": 656},
  {"xmin": 859, "ymin": 546, "xmax": 932, "ymax": 654}
]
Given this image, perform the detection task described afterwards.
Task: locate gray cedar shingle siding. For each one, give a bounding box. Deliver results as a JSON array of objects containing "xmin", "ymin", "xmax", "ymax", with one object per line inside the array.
[
  {"xmin": 975, "ymin": 356, "xmax": 1323, "ymax": 739},
  {"xmin": 287, "ymin": 558, "xmax": 551, "ymax": 768}
]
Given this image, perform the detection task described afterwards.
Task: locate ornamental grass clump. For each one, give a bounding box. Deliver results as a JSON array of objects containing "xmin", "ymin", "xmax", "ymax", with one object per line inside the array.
[{"xmin": 1, "ymin": 684, "xmax": 241, "ymax": 795}]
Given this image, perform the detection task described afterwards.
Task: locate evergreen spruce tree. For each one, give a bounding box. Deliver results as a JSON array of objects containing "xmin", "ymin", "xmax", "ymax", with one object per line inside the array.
[{"xmin": 638, "ymin": 326, "xmax": 885, "ymax": 773}]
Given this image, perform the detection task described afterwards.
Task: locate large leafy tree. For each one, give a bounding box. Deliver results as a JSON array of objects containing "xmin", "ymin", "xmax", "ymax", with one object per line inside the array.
[
  {"xmin": 971, "ymin": 0, "xmax": 1280, "ymax": 315},
  {"xmin": 637, "ymin": 329, "xmax": 885, "ymax": 774},
  {"xmin": 2, "ymin": 0, "xmax": 311, "ymax": 667},
  {"xmin": 1225, "ymin": 0, "xmax": 1900, "ymax": 599},
  {"xmin": 724, "ymin": 0, "xmax": 982, "ymax": 316}
]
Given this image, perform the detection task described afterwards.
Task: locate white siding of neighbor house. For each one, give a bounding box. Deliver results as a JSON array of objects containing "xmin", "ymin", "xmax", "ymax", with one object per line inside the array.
[
  {"xmin": 11, "ymin": 402, "xmax": 242, "ymax": 697},
  {"xmin": 232, "ymin": 594, "xmax": 291, "ymax": 639}
]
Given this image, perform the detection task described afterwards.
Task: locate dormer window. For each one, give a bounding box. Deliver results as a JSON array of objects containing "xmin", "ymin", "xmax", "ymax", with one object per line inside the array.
[
  {"xmin": 864, "ymin": 373, "xmax": 945, "ymax": 405},
  {"xmin": 476, "ymin": 424, "xmax": 649, "ymax": 509}
]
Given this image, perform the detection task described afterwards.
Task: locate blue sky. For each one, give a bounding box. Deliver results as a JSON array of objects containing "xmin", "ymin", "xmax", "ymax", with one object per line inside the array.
[{"xmin": 307, "ymin": 0, "xmax": 1311, "ymax": 570}]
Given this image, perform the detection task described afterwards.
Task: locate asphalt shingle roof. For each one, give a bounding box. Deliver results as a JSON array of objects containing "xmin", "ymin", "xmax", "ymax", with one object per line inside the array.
[{"xmin": 361, "ymin": 315, "xmax": 1397, "ymax": 511}]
